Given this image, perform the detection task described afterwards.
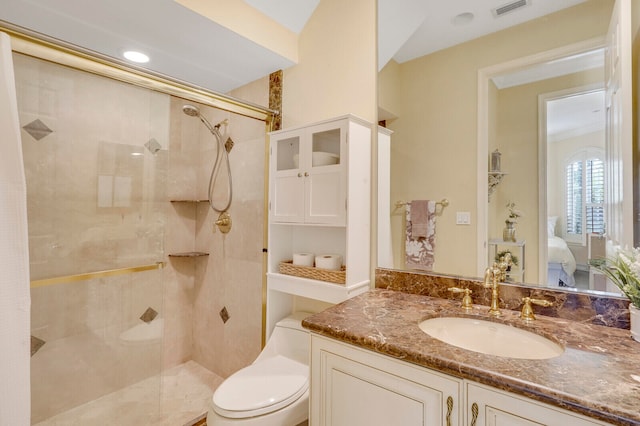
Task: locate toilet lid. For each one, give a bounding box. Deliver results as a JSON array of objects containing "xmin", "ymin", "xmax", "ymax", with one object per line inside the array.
[{"xmin": 212, "ymin": 355, "xmax": 309, "ymax": 419}]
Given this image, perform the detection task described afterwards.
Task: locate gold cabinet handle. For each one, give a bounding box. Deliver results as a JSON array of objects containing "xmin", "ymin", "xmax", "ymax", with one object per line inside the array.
[
  {"xmin": 470, "ymin": 402, "xmax": 479, "ymax": 426},
  {"xmin": 304, "ymin": 172, "xmax": 309, "ymax": 177},
  {"xmin": 446, "ymin": 396, "xmax": 454, "ymax": 426},
  {"xmin": 297, "ymin": 172, "xmax": 303, "ymax": 177}
]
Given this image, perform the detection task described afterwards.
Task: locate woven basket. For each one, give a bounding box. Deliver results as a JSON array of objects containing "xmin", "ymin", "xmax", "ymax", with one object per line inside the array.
[{"xmin": 279, "ymin": 260, "xmax": 346, "ymax": 285}]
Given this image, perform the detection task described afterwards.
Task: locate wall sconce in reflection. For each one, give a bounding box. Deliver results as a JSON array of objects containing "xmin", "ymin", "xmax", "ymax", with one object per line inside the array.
[
  {"xmin": 488, "ymin": 149, "xmax": 506, "ymax": 200},
  {"xmin": 490, "ymin": 149, "xmax": 501, "ymax": 172}
]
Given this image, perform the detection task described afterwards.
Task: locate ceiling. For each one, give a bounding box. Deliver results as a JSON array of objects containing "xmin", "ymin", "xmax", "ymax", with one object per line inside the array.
[{"xmin": 0, "ymin": 0, "xmax": 588, "ymax": 94}]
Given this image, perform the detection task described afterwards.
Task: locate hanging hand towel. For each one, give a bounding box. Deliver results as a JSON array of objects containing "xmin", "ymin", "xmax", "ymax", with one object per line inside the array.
[
  {"xmin": 410, "ymin": 200, "xmax": 430, "ymax": 238},
  {"xmin": 0, "ymin": 32, "xmax": 31, "ymax": 425},
  {"xmin": 405, "ymin": 200, "xmax": 436, "ymax": 271}
]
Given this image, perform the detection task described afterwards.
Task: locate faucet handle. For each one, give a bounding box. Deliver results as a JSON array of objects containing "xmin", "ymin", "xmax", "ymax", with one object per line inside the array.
[
  {"xmin": 448, "ymin": 287, "xmax": 473, "ymax": 310},
  {"xmin": 520, "ymin": 297, "xmax": 553, "ymax": 321}
]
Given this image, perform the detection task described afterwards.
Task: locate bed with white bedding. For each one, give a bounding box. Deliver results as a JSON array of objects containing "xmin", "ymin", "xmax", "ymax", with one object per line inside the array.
[{"xmin": 548, "ymin": 235, "xmax": 576, "ymax": 287}]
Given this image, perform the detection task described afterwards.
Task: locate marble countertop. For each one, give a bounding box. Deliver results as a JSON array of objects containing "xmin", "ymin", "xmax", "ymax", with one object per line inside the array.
[{"xmin": 302, "ymin": 289, "xmax": 640, "ymax": 425}]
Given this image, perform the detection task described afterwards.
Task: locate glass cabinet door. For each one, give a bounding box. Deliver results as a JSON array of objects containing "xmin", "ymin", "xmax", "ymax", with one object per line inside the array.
[
  {"xmin": 276, "ymin": 135, "xmax": 300, "ymax": 171},
  {"xmin": 311, "ymin": 128, "xmax": 341, "ymax": 168}
]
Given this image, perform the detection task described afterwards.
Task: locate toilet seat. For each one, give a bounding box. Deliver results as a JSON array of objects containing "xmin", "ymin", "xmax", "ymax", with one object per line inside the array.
[{"xmin": 212, "ymin": 355, "xmax": 308, "ymax": 419}]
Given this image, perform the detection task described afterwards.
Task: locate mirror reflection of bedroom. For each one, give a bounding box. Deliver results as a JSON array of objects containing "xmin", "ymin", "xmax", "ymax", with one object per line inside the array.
[
  {"xmin": 488, "ymin": 46, "xmax": 607, "ymax": 291},
  {"xmin": 545, "ymin": 85, "xmax": 606, "ymax": 290}
]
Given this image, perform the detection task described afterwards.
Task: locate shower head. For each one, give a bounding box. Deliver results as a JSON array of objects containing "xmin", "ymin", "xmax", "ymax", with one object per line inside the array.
[
  {"xmin": 182, "ymin": 104, "xmax": 200, "ymax": 117},
  {"xmin": 183, "ymin": 104, "xmax": 218, "ymax": 135}
]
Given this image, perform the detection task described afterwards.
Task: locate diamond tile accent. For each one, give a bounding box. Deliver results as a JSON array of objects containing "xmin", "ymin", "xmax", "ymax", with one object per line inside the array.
[
  {"xmin": 140, "ymin": 307, "xmax": 158, "ymax": 323},
  {"xmin": 31, "ymin": 335, "xmax": 46, "ymax": 356},
  {"xmin": 145, "ymin": 138, "xmax": 161, "ymax": 154},
  {"xmin": 23, "ymin": 118, "xmax": 53, "ymax": 141},
  {"xmin": 219, "ymin": 306, "xmax": 230, "ymax": 324},
  {"xmin": 224, "ymin": 137, "xmax": 234, "ymax": 153}
]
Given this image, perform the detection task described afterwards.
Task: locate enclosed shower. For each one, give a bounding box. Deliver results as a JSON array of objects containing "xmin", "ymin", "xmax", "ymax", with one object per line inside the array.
[{"xmin": 15, "ymin": 45, "xmax": 267, "ymax": 424}]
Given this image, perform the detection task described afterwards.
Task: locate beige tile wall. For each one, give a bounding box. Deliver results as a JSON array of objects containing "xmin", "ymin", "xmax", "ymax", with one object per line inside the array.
[{"xmin": 20, "ymin": 51, "xmax": 270, "ymax": 423}]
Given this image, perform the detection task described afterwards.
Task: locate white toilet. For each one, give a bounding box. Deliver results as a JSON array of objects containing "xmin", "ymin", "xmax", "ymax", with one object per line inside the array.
[{"xmin": 207, "ymin": 312, "xmax": 312, "ymax": 426}]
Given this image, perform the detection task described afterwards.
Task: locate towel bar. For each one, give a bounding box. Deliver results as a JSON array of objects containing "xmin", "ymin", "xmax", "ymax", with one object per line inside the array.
[{"xmin": 395, "ymin": 199, "xmax": 449, "ymax": 209}]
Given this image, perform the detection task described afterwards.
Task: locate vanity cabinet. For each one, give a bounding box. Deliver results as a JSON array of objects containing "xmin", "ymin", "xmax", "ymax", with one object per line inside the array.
[
  {"xmin": 310, "ymin": 334, "xmax": 610, "ymax": 426},
  {"xmin": 311, "ymin": 334, "xmax": 462, "ymax": 426},
  {"xmin": 266, "ymin": 115, "xmax": 372, "ymax": 336},
  {"xmin": 466, "ymin": 382, "xmax": 608, "ymax": 426}
]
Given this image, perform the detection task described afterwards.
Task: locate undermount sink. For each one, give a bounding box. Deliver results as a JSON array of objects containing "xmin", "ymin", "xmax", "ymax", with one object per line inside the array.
[{"xmin": 418, "ymin": 317, "xmax": 564, "ymax": 360}]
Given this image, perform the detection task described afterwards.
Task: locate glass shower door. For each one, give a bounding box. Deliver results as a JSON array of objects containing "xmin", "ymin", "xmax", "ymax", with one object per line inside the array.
[{"xmin": 14, "ymin": 52, "xmax": 170, "ymax": 425}]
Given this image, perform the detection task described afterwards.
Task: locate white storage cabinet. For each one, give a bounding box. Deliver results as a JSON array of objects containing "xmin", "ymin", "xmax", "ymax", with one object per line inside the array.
[{"xmin": 266, "ymin": 115, "xmax": 373, "ymax": 335}]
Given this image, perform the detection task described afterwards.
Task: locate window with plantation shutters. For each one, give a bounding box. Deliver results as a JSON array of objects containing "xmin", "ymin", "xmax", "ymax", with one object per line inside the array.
[{"xmin": 564, "ymin": 149, "xmax": 605, "ymax": 244}]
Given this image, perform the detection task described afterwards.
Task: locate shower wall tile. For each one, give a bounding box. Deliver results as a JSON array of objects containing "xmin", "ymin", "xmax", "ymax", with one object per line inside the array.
[
  {"xmin": 193, "ymin": 257, "xmax": 262, "ymax": 377},
  {"xmin": 230, "ymin": 136, "xmax": 266, "ymax": 202},
  {"xmin": 163, "ymin": 97, "xmax": 199, "ymax": 369},
  {"xmin": 18, "ymin": 53, "xmax": 169, "ymax": 282},
  {"xmin": 160, "ymin": 258, "xmax": 194, "ymax": 368},
  {"xmin": 190, "ymin": 76, "xmax": 268, "ymax": 378},
  {"xmin": 167, "ymin": 98, "xmax": 198, "ymax": 200}
]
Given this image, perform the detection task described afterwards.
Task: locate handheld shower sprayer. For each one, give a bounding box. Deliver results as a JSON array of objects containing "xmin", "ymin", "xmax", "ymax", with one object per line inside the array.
[{"xmin": 182, "ymin": 104, "xmax": 233, "ymax": 214}]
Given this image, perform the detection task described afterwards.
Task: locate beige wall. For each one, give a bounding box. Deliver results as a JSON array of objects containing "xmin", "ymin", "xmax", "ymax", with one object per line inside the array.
[
  {"xmin": 282, "ymin": 0, "xmax": 377, "ymax": 127},
  {"xmin": 381, "ymin": 0, "xmax": 613, "ymax": 279},
  {"xmin": 378, "ymin": 59, "xmax": 401, "ymax": 120}
]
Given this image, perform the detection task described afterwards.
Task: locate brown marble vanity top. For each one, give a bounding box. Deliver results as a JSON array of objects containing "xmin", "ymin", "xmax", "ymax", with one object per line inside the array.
[{"xmin": 302, "ymin": 289, "xmax": 640, "ymax": 425}]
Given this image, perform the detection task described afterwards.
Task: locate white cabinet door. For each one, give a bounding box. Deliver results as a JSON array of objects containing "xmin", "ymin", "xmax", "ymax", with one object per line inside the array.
[
  {"xmin": 466, "ymin": 383, "xmax": 609, "ymax": 426},
  {"xmin": 312, "ymin": 335, "xmax": 461, "ymax": 426},
  {"xmin": 271, "ymin": 131, "xmax": 305, "ymax": 223},
  {"xmin": 270, "ymin": 120, "xmax": 347, "ymax": 225},
  {"xmin": 305, "ymin": 121, "xmax": 347, "ymax": 225}
]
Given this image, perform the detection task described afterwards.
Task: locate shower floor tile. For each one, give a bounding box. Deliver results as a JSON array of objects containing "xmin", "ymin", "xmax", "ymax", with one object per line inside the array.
[{"xmin": 34, "ymin": 360, "xmax": 223, "ymax": 426}]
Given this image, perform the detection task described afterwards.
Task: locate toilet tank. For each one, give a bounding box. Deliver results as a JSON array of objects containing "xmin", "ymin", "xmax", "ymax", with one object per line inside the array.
[{"xmin": 257, "ymin": 312, "xmax": 312, "ymax": 366}]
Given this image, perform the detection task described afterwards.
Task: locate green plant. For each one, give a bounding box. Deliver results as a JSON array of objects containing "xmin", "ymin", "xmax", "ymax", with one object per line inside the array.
[
  {"xmin": 495, "ymin": 250, "xmax": 518, "ymax": 266},
  {"xmin": 505, "ymin": 201, "xmax": 524, "ymax": 224},
  {"xmin": 592, "ymin": 248, "xmax": 640, "ymax": 309}
]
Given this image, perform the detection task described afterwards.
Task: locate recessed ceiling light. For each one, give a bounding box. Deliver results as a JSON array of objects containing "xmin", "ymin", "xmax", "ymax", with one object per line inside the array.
[
  {"xmin": 123, "ymin": 50, "xmax": 150, "ymax": 63},
  {"xmin": 452, "ymin": 12, "xmax": 474, "ymax": 26}
]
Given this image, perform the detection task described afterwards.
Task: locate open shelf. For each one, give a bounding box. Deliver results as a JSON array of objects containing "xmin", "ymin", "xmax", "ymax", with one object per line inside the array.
[{"xmin": 267, "ymin": 272, "xmax": 369, "ymax": 305}]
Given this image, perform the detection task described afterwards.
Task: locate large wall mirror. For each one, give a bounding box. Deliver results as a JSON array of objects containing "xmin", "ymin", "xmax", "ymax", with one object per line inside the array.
[{"xmin": 377, "ymin": 0, "xmax": 635, "ymax": 296}]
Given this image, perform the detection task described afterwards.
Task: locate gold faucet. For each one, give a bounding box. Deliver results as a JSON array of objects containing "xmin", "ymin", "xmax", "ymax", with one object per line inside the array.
[
  {"xmin": 448, "ymin": 287, "xmax": 473, "ymax": 310},
  {"xmin": 483, "ymin": 262, "xmax": 502, "ymax": 316},
  {"xmin": 520, "ymin": 297, "xmax": 554, "ymax": 321}
]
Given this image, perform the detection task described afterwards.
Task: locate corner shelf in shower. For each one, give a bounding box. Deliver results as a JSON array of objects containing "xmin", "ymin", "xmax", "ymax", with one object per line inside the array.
[
  {"xmin": 168, "ymin": 252, "xmax": 209, "ymax": 257},
  {"xmin": 168, "ymin": 200, "xmax": 210, "ymax": 258}
]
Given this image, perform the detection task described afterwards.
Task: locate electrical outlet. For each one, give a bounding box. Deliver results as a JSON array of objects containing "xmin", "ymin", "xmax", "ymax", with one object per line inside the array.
[{"xmin": 456, "ymin": 212, "xmax": 471, "ymax": 225}]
